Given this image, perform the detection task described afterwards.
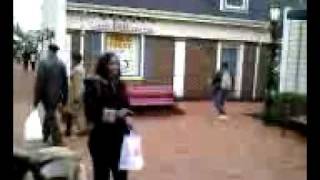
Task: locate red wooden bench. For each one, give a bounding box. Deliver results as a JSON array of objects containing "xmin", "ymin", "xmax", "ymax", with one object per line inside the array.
[{"xmin": 127, "ymin": 85, "xmax": 175, "ymax": 106}]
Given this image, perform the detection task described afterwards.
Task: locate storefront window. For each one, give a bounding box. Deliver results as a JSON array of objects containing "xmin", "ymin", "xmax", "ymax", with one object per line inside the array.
[
  {"xmin": 104, "ymin": 33, "xmax": 141, "ymax": 77},
  {"xmin": 221, "ymin": 48, "xmax": 237, "ymax": 77},
  {"xmin": 220, "ymin": 0, "xmax": 249, "ymax": 12},
  {"xmin": 221, "ymin": 45, "xmax": 239, "ymax": 90},
  {"xmin": 84, "ymin": 31, "xmax": 102, "ymax": 75}
]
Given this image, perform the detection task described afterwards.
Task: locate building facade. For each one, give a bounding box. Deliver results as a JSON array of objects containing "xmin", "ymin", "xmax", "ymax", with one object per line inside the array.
[{"xmin": 43, "ymin": 0, "xmax": 273, "ymax": 100}]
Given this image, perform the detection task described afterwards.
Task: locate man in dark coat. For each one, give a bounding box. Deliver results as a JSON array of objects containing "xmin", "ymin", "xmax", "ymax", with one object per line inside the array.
[
  {"xmin": 33, "ymin": 44, "xmax": 68, "ymax": 146},
  {"xmin": 211, "ymin": 62, "xmax": 232, "ymax": 119}
]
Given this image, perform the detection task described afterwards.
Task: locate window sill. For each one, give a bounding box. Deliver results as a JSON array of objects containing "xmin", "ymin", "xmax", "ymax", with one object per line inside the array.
[
  {"xmin": 120, "ymin": 76, "xmax": 145, "ymax": 81},
  {"xmin": 220, "ymin": 8, "xmax": 249, "ymax": 14}
]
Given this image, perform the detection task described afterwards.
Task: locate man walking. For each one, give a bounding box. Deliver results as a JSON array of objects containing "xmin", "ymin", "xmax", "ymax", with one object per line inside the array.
[
  {"xmin": 30, "ymin": 52, "xmax": 37, "ymax": 72},
  {"xmin": 63, "ymin": 52, "xmax": 87, "ymax": 137},
  {"xmin": 33, "ymin": 44, "xmax": 68, "ymax": 146},
  {"xmin": 22, "ymin": 50, "xmax": 30, "ymax": 71},
  {"xmin": 212, "ymin": 62, "xmax": 232, "ymax": 119}
]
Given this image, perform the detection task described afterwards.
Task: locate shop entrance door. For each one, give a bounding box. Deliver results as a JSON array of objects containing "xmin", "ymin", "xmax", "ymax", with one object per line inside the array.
[{"xmin": 184, "ymin": 40, "xmax": 217, "ymax": 99}]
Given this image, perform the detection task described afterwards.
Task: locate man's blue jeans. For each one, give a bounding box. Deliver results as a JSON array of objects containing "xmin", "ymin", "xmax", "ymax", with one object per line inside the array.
[{"xmin": 213, "ymin": 89, "xmax": 228, "ymax": 115}]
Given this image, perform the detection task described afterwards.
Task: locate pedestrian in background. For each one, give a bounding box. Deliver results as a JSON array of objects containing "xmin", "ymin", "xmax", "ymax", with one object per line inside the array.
[
  {"xmin": 63, "ymin": 52, "xmax": 87, "ymax": 137},
  {"xmin": 33, "ymin": 44, "xmax": 68, "ymax": 146},
  {"xmin": 83, "ymin": 52, "xmax": 133, "ymax": 180},
  {"xmin": 22, "ymin": 50, "xmax": 30, "ymax": 71},
  {"xmin": 212, "ymin": 62, "xmax": 232, "ymax": 119},
  {"xmin": 30, "ymin": 53, "xmax": 36, "ymax": 71}
]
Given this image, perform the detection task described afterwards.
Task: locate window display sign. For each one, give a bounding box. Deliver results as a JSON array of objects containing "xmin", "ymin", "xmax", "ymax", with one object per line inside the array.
[{"xmin": 105, "ymin": 34, "xmax": 140, "ymax": 76}]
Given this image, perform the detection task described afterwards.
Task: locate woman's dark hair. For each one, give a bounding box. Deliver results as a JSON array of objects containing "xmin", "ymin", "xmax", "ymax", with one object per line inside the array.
[
  {"xmin": 72, "ymin": 52, "xmax": 82, "ymax": 65},
  {"xmin": 222, "ymin": 62, "xmax": 229, "ymax": 69},
  {"xmin": 95, "ymin": 52, "xmax": 121, "ymax": 79},
  {"xmin": 48, "ymin": 44, "xmax": 59, "ymax": 52}
]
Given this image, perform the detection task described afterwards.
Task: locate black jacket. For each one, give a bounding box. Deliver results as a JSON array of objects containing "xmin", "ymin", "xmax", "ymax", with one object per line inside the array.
[
  {"xmin": 33, "ymin": 53, "xmax": 68, "ymax": 108},
  {"xmin": 83, "ymin": 75, "xmax": 130, "ymax": 130},
  {"xmin": 212, "ymin": 70, "xmax": 223, "ymax": 90}
]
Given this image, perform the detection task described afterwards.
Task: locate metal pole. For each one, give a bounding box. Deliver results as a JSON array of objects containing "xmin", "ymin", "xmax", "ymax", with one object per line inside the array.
[{"xmin": 265, "ymin": 21, "xmax": 278, "ymax": 110}]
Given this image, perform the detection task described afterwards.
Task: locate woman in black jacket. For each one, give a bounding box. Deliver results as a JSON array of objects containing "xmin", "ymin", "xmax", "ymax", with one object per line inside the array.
[{"xmin": 84, "ymin": 52, "xmax": 133, "ymax": 180}]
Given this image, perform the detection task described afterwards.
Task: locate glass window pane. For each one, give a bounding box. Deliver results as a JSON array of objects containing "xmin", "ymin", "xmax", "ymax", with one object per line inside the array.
[
  {"xmin": 221, "ymin": 48, "xmax": 237, "ymax": 77},
  {"xmin": 226, "ymin": 0, "xmax": 243, "ymax": 6}
]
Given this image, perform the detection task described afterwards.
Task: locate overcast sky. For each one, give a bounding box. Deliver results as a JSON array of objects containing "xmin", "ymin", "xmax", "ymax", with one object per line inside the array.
[{"xmin": 13, "ymin": 0, "xmax": 43, "ymax": 31}]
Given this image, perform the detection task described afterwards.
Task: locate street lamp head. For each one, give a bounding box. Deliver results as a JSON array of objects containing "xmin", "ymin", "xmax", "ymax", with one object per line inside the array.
[{"xmin": 269, "ymin": 3, "xmax": 281, "ymax": 22}]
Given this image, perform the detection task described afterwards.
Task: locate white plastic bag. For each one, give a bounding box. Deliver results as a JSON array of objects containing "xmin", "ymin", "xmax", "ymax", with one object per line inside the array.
[
  {"xmin": 24, "ymin": 108, "xmax": 43, "ymax": 141},
  {"xmin": 119, "ymin": 131, "xmax": 144, "ymax": 171},
  {"xmin": 78, "ymin": 162, "xmax": 88, "ymax": 180},
  {"xmin": 221, "ymin": 71, "xmax": 232, "ymax": 90}
]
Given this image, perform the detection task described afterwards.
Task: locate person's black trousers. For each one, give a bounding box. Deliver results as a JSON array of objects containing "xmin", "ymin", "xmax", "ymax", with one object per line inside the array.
[
  {"xmin": 23, "ymin": 60, "xmax": 28, "ymax": 71},
  {"xmin": 31, "ymin": 62, "xmax": 36, "ymax": 71},
  {"xmin": 91, "ymin": 156, "xmax": 127, "ymax": 180},
  {"xmin": 42, "ymin": 107, "xmax": 62, "ymax": 146},
  {"xmin": 213, "ymin": 89, "xmax": 228, "ymax": 115},
  {"xmin": 62, "ymin": 111, "xmax": 73, "ymax": 137},
  {"xmin": 88, "ymin": 127, "xmax": 128, "ymax": 180}
]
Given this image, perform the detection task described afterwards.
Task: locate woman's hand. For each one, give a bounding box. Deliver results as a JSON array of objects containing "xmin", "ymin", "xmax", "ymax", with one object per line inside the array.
[
  {"xmin": 116, "ymin": 108, "xmax": 134, "ymax": 119},
  {"xmin": 102, "ymin": 108, "xmax": 117, "ymax": 123},
  {"xmin": 124, "ymin": 116, "xmax": 134, "ymax": 130}
]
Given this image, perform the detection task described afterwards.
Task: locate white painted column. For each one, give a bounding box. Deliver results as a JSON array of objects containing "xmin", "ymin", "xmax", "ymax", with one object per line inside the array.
[
  {"xmin": 280, "ymin": 7, "xmax": 291, "ymax": 92},
  {"xmin": 101, "ymin": 32, "xmax": 105, "ymax": 54},
  {"xmin": 235, "ymin": 43, "xmax": 245, "ymax": 99},
  {"xmin": 55, "ymin": 0, "xmax": 70, "ymax": 76},
  {"xmin": 173, "ymin": 40, "xmax": 186, "ymax": 99},
  {"xmin": 65, "ymin": 33, "xmax": 72, "ymax": 60},
  {"xmin": 80, "ymin": 30, "xmax": 85, "ymax": 58},
  {"xmin": 41, "ymin": 0, "xmax": 69, "ymax": 75},
  {"xmin": 216, "ymin": 41, "xmax": 222, "ymax": 71},
  {"xmin": 140, "ymin": 35, "xmax": 145, "ymax": 77},
  {"xmin": 252, "ymin": 44, "xmax": 261, "ymax": 100},
  {"xmin": 79, "ymin": 30, "xmax": 85, "ymax": 69}
]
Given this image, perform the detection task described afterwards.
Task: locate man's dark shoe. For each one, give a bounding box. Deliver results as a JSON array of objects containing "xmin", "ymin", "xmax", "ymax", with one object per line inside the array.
[
  {"xmin": 65, "ymin": 130, "xmax": 71, "ymax": 137},
  {"xmin": 43, "ymin": 136, "xmax": 49, "ymax": 143},
  {"xmin": 52, "ymin": 140, "xmax": 67, "ymax": 147},
  {"xmin": 75, "ymin": 129, "xmax": 89, "ymax": 137}
]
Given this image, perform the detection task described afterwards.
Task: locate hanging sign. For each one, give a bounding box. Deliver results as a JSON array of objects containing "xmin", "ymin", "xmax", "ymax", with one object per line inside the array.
[{"xmin": 68, "ymin": 13, "xmax": 155, "ymax": 34}]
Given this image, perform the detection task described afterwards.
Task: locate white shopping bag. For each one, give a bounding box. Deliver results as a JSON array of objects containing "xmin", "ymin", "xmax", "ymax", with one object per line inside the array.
[
  {"xmin": 24, "ymin": 107, "xmax": 43, "ymax": 141},
  {"xmin": 119, "ymin": 131, "xmax": 144, "ymax": 171},
  {"xmin": 78, "ymin": 162, "xmax": 88, "ymax": 180}
]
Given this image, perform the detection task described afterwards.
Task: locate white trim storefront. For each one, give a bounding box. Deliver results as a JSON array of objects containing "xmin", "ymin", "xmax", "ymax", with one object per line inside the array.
[{"xmin": 62, "ymin": 2, "xmax": 271, "ymax": 100}]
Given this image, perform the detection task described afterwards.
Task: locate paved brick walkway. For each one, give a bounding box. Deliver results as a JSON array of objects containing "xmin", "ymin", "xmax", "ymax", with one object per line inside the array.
[{"xmin": 13, "ymin": 63, "xmax": 306, "ymax": 180}]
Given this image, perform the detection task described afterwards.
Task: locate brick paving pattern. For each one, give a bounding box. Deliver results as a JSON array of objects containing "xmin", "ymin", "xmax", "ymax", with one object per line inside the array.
[{"xmin": 13, "ymin": 63, "xmax": 306, "ymax": 180}]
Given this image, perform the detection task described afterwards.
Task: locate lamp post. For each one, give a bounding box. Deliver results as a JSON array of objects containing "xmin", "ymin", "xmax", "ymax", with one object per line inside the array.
[{"xmin": 265, "ymin": 2, "xmax": 281, "ymax": 111}]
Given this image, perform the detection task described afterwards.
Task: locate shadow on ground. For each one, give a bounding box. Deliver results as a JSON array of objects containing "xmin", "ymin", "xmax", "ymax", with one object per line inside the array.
[
  {"xmin": 243, "ymin": 112, "xmax": 263, "ymax": 120},
  {"xmin": 243, "ymin": 112, "xmax": 307, "ymax": 136},
  {"xmin": 131, "ymin": 105, "xmax": 186, "ymax": 117}
]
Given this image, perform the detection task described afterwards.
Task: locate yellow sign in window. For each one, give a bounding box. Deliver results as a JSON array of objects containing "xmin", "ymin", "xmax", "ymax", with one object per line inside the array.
[{"xmin": 104, "ymin": 33, "xmax": 141, "ymax": 77}]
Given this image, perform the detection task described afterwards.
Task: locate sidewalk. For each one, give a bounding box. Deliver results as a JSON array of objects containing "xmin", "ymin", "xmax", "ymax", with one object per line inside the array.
[{"xmin": 13, "ymin": 63, "xmax": 306, "ymax": 180}]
